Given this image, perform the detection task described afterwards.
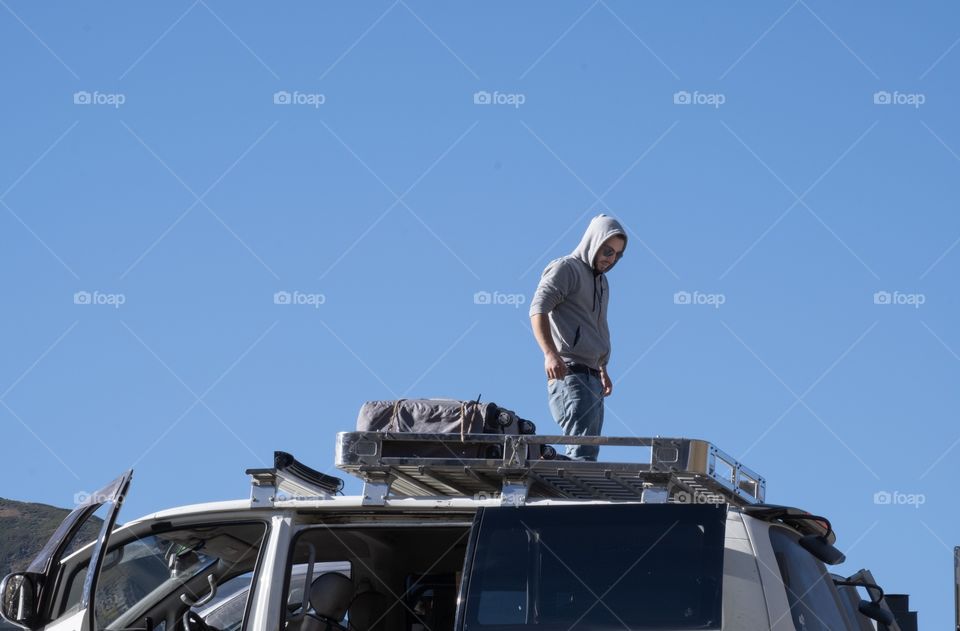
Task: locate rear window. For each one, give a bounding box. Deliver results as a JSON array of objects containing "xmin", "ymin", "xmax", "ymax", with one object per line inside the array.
[{"xmin": 461, "ymin": 503, "xmax": 726, "ymax": 631}]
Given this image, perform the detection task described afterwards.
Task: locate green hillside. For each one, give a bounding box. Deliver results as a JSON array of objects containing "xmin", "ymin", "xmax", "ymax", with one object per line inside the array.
[
  {"xmin": 0, "ymin": 497, "xmax": 103, "ymax": 577},
  {"xmin": 0, "ymin": 498, "xmax": 108, "ymax": 630}
]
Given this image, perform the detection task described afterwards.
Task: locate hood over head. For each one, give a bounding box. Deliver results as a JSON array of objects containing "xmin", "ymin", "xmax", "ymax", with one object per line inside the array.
[{"xmin": 572, "ymin": 214, "xmax": 628, "ymax": 273}]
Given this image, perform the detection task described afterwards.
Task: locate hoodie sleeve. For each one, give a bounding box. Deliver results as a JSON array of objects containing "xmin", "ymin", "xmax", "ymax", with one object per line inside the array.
[{"xmin": 528, "ymin": 258, "xmax": 578, "ymax": 316}]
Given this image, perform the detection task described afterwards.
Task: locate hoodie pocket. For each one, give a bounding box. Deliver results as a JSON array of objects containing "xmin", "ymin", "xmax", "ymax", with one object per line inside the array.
[{"xmin": 572, "ymin": 325, "xmax": 581, "ymax": 349}]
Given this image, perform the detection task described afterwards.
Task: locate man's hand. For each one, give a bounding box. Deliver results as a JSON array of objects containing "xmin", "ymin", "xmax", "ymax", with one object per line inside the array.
[
  {"xmin": 545, "ymin": 351, "xmax": 567, "ymax": 380},
  {"xmin": 599, "ymin": 367, "xmax": 613, "ymax": 396}
]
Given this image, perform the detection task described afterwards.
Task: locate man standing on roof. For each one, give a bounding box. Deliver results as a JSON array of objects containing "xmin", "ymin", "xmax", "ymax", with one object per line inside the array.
[{"xmin": 529, "ymin": 214, "xmax": 627, "ymax": 461}]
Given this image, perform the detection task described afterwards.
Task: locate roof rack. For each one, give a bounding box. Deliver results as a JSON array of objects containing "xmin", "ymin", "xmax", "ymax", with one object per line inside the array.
[
  {"xmin": 335, "ymin": 432, "xmax": 765, "ymax": 507},
  {"xmin": 246, "ymin": 451, "xmax": 345, "ymax": 504}
]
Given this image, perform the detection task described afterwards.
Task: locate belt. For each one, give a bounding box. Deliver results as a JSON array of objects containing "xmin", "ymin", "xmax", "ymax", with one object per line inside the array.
[{"xmin": 565, "ymin": 363, "xmax": 601, "ymax": 378}]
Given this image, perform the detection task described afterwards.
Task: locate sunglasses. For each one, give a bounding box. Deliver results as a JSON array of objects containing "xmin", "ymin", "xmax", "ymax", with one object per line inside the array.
[{"xmin": 600, "ymin": 245, "xmax": 624, "ymax": 259}]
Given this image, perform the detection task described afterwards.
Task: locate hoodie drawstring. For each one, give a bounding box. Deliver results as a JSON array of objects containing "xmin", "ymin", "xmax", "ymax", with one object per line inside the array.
[{"xmin": 592, "ymin": 273, "xmax": 604, "ymax": 324}]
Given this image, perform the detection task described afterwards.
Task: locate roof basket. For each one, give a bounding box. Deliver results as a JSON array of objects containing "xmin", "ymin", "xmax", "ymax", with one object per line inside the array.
[{"xmin": 335, "ymin": 432, "xmax": 765, "ymax": 507}]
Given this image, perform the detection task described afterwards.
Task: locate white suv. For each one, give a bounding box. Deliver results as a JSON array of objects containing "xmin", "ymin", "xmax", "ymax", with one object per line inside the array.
[{"xmin": 1, "ymin": 434, "xmax": 905, "ymax": 631}]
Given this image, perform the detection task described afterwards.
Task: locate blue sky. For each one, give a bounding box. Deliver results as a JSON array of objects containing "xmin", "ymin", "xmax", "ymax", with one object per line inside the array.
[{"xmin": 2, "ymin": 0, "xmax": 959, "ymax": 625}]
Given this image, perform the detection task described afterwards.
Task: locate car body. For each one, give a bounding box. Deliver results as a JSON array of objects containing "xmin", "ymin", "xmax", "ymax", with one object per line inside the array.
[{"xmin": 1, "ymin": 434, "xmax": 903, "ymax": 631}]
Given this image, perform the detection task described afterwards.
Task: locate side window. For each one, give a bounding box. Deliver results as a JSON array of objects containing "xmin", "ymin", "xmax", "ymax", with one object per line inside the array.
[
  {"xmin": 768, "ymin": 527, "xmax": 851, "ymax": 631},
  {"xmin": 283, "ymin": 525, "xmax": 470, "ymax": 631},
  {"xmin": 462, "ymin": 504, "xmax": 726, "ymax": 630},
  {"xmin": 59, "ymin": 523, "xmax": 266, "ymax": 631}
]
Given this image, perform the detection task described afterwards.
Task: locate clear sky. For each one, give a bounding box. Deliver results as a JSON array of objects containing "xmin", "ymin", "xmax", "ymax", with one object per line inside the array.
[{"xmin": 2, "ymin": 1, "xmax": 958, "ymax": 626}]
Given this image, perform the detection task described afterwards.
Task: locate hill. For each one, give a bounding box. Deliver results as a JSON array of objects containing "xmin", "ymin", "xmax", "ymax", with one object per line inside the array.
[{"xmin": 0, "ymin": 497, "xmax": 103, "ymax": 577}]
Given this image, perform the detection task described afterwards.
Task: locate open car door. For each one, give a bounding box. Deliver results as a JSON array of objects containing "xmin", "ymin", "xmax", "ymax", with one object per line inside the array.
[{"xmin": 1, "ymin": 471, "xmax": 132, "ymax": 631}]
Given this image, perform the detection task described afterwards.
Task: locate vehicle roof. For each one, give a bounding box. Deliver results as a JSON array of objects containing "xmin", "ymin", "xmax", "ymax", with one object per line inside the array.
[{"xmin": 118, "ymin": 495, "xmax": 749, "ymax": 527}]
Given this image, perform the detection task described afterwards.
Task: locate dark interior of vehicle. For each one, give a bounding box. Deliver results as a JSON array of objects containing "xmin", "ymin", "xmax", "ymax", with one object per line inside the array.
[{"xmin": 284, "ymin": 525, "xmax": 471, "ymax": 631}]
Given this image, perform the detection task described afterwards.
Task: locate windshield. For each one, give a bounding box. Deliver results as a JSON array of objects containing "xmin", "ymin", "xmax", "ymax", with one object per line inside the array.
[
  {"xmin": 59, "ymin": 523, "xmax": 266, "ymax": 630},
  {"xmin": 461, "ymin": 503, "xmax": 726, "ymax": 631}
]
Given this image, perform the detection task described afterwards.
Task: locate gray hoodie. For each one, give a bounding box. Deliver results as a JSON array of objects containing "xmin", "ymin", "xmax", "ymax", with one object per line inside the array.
[{"xmin": 528, "ymin": 214, "xmax": 627, "ymax": 370}]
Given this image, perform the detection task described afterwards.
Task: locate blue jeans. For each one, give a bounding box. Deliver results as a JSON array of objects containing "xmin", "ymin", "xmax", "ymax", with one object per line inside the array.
[{"xmin": 547, "ymin": 372, "xmax": 605, "ymax": 461}]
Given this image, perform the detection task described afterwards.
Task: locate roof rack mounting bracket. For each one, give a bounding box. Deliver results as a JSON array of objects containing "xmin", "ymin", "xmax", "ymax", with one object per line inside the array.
[
  {"xmin": 500, "ymin": 474, "xmax": 531, "ymax": 506},
  {"xmin": 362, "ymin": 479, "xmax": 389, "ymax": 506},
  {"xmin": 247, "ymin": 469, "xmax": 277, "ymax": 504},
  {"xmin": 641, "ymin": 484, "xmax": 670, "ymax": 504}
]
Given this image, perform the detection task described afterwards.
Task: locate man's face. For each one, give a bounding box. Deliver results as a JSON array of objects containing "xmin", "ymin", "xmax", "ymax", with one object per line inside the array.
[{"xmin": 594, "ymin": 236, "xmax": 625, "ymax": 273}]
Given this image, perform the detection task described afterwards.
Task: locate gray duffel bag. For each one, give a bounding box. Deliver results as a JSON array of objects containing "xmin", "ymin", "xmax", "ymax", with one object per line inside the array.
[
  {"xmin": 355, "ymin": 398, "xmax": 546, "ymax": 460},
  {"xmin": 356, "ymin": 398, "xmax": 535, "ymax": 437}
]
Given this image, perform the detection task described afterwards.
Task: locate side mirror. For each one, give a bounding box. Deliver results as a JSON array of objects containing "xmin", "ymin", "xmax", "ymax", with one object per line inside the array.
[
  {"xmin": 1, "ymin": 573, "xmax": 39, "ymax": 629},
  {"xmin": 858, "ymin": 600, "xmax": 895, "ymax": 625},
  {"xmin": 799, "ymin": 534, "xmax": 846, "ymax": 565},
  {"xmin": 834, "ymin": 577, "xmax": 895, "ymax": 626}
]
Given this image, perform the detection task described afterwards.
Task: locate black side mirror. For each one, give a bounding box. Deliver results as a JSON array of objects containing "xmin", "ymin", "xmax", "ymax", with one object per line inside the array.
[
  {"xmin": 858, "ymin": 600, "xmax": 895, "ymax": 625},
  {"xmin": 1, "ymin": 573, "xmax": 39, "ymax": 629},
  {"xmin": 834, "ymin": 578, "xmax": 894, "ymax": 626},
  {"xmin": 799, "ymin": 534, "xmax": 846, "ymax": 565}
]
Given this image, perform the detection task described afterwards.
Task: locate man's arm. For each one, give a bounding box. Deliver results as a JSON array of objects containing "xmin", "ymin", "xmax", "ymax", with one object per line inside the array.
[{"xmin": 531, "ymin": 314, "xmax": 567, "ymax": 380}]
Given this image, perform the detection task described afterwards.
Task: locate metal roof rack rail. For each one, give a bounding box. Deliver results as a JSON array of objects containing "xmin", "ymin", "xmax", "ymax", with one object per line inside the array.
[
  {"xmin": 247, "ymin": 451, "xmax": 345, "ymax": 504},
  {"xmin": 335, "ymin": 432, "xmax": 765, "ymax": 507}
]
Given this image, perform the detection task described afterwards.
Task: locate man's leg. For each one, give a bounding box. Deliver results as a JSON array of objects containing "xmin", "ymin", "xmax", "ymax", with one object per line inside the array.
[{"xmin": 547, "ymin": 372, "xmax": 605, "ymax": 461}]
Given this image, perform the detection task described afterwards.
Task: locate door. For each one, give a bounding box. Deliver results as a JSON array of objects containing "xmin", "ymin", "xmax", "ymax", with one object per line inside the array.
[{"xmin": 1, "ymin": 471, "xmax": 131, "ymax": 631}]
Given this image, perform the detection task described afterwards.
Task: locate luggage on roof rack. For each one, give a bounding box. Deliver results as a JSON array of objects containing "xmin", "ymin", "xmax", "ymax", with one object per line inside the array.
[
  {"xmin": 335, "ymin": 432, "xmax": 765, "ymax": 507},
  {"xmin": 356, "ymin": 399, "xmax": 548, "ymax": 460}
]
